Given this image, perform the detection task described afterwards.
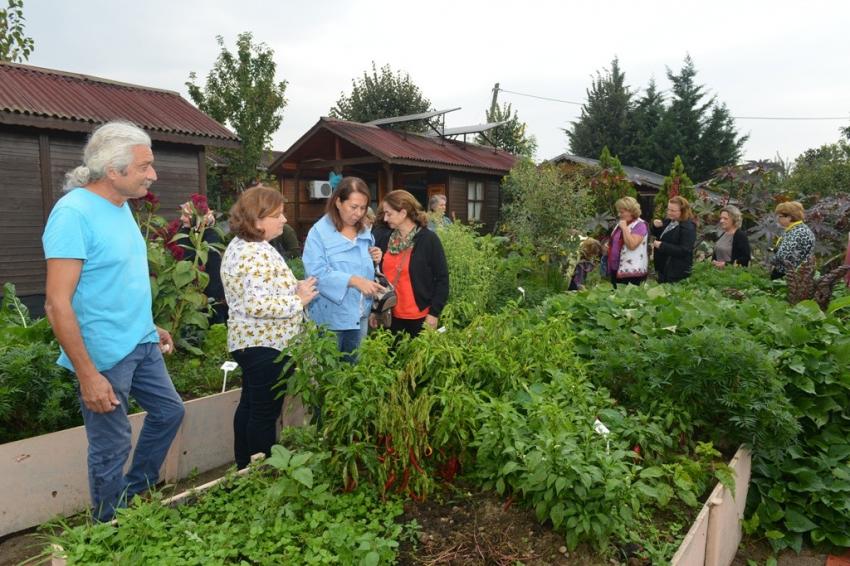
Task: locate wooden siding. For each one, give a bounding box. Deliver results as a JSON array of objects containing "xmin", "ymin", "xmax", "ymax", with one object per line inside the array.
[
  {"xmin": 0, "ymin": 130, "xmax": 46, "ymax": 296},
  {"xmin": 448, "ymin": 176, "xmax": 468, "ymax": 223},
  {"xmin": 1, "ymin": 127, "xmax": 206, "ymax": 297},
  {"xmin": 282, "ymin": 177, "xmax": 328, "ymax": 239},
  {"xmin": 483, "ymin": 178, "xmax": 500, "ymax": 231},
  {"xmin": 150, "ymin": 144, "xmax": 203, "ymax": 217}
]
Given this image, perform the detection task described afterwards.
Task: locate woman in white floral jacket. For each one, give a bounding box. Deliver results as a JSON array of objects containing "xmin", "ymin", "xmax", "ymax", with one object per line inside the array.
[{"xmin": 221, "ymin": 186, "xmax": 318, "ymax": 469}]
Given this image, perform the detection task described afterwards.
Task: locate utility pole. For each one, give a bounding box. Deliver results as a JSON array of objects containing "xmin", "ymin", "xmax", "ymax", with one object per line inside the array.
[{"xmin": 489, "ymin": 82, "xmax": 500, "ymax": 118}]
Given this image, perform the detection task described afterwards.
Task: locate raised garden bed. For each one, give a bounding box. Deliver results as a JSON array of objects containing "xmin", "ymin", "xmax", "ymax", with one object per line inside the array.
[
  {"xmin": 0, "ymin": 390, "xmax": 306, "ymax": 537},
  {"xmin": 43, "ymin": 443, "xmax": 752, "ymax": 565}
]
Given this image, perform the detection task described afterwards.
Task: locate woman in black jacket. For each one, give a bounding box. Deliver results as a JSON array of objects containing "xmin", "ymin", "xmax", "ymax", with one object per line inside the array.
[
  {"xmin": 712, "ymin": 205, "xmax": 751, "ymax": 268},
  {"xmin": 371, "ymin": 190, "xmax": 449, "ymax": 337},
  {"xmin": 651, "ymin": 195, "xmax": 697, "ymax": 283}
]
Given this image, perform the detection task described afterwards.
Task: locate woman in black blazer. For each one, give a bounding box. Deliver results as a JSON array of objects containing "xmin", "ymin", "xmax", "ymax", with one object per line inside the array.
[
  {"xmin": 712, "ymin": 205, "xmax": 751, "ymax": 268},
  {"xmin": 372, "ymin": 190, "xmax": 449, "ymax": 337},
  {"xmin": 651, "ymin": 196, "xmax": 697, "ymax": 283}
]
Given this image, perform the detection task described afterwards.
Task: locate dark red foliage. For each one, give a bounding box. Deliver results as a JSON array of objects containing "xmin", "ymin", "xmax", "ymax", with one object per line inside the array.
[{"xmin": 191, "ymin": 193, "xmax": 210, "ymax": 214}]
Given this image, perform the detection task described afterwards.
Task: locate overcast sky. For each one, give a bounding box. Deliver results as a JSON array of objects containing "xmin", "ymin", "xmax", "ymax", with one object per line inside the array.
[{"xmin": 21, "ymin": 0, "xmax": 850, "ymax": 171}]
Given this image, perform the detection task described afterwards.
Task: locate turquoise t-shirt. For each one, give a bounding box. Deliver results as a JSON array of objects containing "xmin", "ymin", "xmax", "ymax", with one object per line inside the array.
[{"xmin": 42, "ymin": 188, "xmax": 158, "ymax": 372}]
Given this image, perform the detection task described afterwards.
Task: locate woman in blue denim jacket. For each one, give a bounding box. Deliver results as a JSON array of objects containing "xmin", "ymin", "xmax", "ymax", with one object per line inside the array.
[{"xmin": 302, "ymin": 177, "xmax": 383, "ymax": 357}]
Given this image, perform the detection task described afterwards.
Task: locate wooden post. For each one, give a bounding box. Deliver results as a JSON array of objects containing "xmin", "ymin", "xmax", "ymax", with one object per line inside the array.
[
  {"xmin": 383, "ymin": 163, "xmax": 393, "ymax": 196},
  {"xmin": 293, "ymin": 169, "xmax": 301, "ymax": 235}
]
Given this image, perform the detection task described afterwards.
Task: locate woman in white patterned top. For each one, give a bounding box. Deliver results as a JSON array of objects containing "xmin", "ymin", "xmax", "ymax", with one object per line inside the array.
[{"xmin": 221, "ymin": 186, "xmax": 318, "ymax": 469}]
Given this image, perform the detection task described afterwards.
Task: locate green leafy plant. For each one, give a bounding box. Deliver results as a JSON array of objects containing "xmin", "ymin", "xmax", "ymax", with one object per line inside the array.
[{"xmin": 131, "ymin": 192, "xmax": 224, "ymax": 353}]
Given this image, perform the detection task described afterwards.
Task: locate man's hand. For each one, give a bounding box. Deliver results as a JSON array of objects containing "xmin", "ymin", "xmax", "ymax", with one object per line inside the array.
[
  {"xmin": 157, "ymin": 326, "xmax": 174, "ymax": 354},
  {"xmin": 79, "ymin": 372, "xmax": 120, "ymax": 413}
]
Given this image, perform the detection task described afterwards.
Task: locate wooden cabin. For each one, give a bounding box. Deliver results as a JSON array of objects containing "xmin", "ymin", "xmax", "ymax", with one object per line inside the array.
[
  {"xmin": 0, "ymin": 62, "xmax": 239, "ymax": 307},
  {"xmin": 268, "ymin": 117, "xmax": 517, "ymax": 238}
]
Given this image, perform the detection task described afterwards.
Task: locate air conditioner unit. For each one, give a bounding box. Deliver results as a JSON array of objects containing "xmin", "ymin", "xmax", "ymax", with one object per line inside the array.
[{"xmin": 308, "ymin": 180, "xmax": 333, "ymax": 199}]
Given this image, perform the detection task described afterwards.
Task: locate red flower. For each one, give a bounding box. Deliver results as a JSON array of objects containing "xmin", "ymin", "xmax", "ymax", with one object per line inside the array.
[
  {"xmin": 190, "ymin": 193, "xmax": 209, "ymax": 215},
  {"xmin": 167, "ymin": 242, "xmax": 185, "ymax": 261}
]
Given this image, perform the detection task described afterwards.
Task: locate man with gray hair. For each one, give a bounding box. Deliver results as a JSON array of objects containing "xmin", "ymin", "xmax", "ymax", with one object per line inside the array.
[{"xmin": 42, "ymin": 121, "xmax": 185, "ymax": 521}]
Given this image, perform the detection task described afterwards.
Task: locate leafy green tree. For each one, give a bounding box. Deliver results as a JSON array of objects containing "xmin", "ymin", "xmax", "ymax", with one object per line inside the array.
[
  {"xmin": 655, "ymin": 56, "xmax": 747, "ymax": 180},
  {"xmin": 187, "ymin": 32, "xmax": 288, "ymax": 190},
  {"xmin": 501, "ymin": 158, "xmax": 593, "ymax": 277},
  {"xmin": 786, "ymin": 139, "xmax": 850, "ymax": 199},
  {"xmin": 590, "ymin": 146, "xmax": 637, "ymax": 213},
  {"xmin": 330, "ymin": 62, "xmax": 431, "ymax": 132},
  {"xmin": 566, "ymin": 58, "xmax": 634, "ymax": 160},
  {"xmin": 0, "ymin": 0, "xmax": 34, "ymax": 62},
  {"xmin": 476, "ymin": 101, "xmax": 537, "ymax": 157},
  {"xmin": 653, "ymin": 155, "xmax": 696, "ymax": 219}
]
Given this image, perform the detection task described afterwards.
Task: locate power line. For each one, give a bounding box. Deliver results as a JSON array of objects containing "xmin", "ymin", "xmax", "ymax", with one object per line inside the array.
[
  {"xmin": 497, "ymin": 88, "xmax": 584, "ymax": 106},
  {"xmin": 498, "ymin": 86, "xmax": 848, "ymax": 122},
  {"xmin": 731, "ymin": 116, "xmax": 847, "ymax": 121}
]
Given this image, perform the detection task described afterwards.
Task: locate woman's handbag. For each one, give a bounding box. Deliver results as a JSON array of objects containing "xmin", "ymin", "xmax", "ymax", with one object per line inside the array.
[
  {"xmin": 371, "ymin": 249, "xmax": 410, "ymax": 328},
  {"xmin": 372, "ymin": 271, "xmax": 397, "ymax": 313}
]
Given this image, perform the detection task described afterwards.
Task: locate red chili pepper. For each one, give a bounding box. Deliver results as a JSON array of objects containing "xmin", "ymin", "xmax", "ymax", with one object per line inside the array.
[
  {"xmin": 384, "ymin": 473, "xmax": 396, "ymax": 492},
  {"xmin": 409, "ymin": 448, "xmax": 425, "ymax": 474},
  {"xmin": 399, "ymin": 467, "xmax": 411, "ymax": 492},
  {"xmin": 409, "ymin": 490, "xmax": 424, "ymax": 502},
  {"xmin": 503, "ymin": 495, "xmax": 514, "ymax": 511},
  {"xmin": 385, "ymin": 435, "xmax": 395, "ymax": 455}
]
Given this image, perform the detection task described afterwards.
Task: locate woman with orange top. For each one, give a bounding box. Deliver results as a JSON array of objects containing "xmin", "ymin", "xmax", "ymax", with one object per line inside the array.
[{"xmin": 371, "ymin": 190, "xmax": 449, "ymax": 337}]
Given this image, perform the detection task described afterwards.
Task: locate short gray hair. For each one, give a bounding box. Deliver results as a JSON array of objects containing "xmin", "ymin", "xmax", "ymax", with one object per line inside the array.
[
  {"xmin": 720, "ymin": 205, "xmax": 743, "ymax": 229},
  {"xmin": 63, "ymin": 121, "xmax": 151, "ymax": 191},
  {"xmin": 428, "ymin": 194, "xmax": 447, "ymax": 211}
]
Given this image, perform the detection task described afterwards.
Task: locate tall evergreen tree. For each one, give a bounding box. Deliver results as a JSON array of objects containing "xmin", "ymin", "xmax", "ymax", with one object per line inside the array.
[
  {"xmin": 654, "ymin": 155, "xmax": 696, "ymax": 219},
  {"xmin": 655, "ymin": 56, "xmax": 747, "ymax": 180},
  {"xmin": 476, "ymin": 102, "xmax": 537, "ymax": 158},
  {"xmin": 624, "ymin": 79, "xmax": 666, "ymax": 173},
  {"xmin": 566, "ymin": 58, "xmax": 634, "ymax": 159}
]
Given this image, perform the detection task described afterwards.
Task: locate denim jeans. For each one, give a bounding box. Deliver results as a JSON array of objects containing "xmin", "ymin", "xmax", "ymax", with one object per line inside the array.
[
  {"xmin": 77, "ymin": 342, "xmax": 185, "ymax": 521},
  {"xmin": 334, "ymin": 315, "xmax": 369, "ymax": 363},
  {"xmin": 231, "ymin": 347, "xmax": 291, "ymax": 469}
]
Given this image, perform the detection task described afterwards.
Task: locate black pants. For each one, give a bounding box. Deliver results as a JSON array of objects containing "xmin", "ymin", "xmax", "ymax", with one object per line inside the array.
[
  {"xmin": 231, "ymin": 347, "xmax": 290, "ymax": 469},
  {"xmin": 610, "ymin": 274, "xmax": 646, "ymax": 288},
  {"xmin": 390, "ymin": 316, "xmax": 426, "ymax": 338}
]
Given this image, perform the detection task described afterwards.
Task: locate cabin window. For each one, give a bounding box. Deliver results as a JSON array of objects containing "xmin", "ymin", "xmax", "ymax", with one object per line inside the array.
[{"xmin": 467, "ymin": 180, "xmax": 484, "ymax": 221}]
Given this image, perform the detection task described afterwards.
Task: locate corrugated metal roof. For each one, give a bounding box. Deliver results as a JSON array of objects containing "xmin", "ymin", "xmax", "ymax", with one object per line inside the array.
[
  {"xmin": 548, "ymin": 153, "xmax": 666, "ymax": 189},
  {"xmin": 0, "ymin": 62, "xmax": 239, "ymax": 146},
  {"xmin": 321, "ymin": 118, "xmax": 517, "ymax": 173}
]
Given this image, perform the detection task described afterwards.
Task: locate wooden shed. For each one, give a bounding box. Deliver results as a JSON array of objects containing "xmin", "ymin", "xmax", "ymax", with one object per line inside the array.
[
  {"xmin": 0, "ymin": 62, "xmax": 239, "ymax": 304},
  {"xmin": 268, "ymin": 117, "xmax": 517, "ymax": 238}
]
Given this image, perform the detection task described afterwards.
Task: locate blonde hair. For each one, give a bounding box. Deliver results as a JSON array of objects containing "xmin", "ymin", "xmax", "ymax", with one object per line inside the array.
[
  {"xmin": 719, "ymin": 205, "xmax": 743, "ymax": 229},
  {"xmin": 668, "ymin": 196, "xmax": 694, "ymax": 221},
  {"xmin": 614, "ymin": 196, "xmax": 641, "ymax": 219},
  {"xmin": 775, "ymin": 201, "xmax": 805, "ymax": 222}
]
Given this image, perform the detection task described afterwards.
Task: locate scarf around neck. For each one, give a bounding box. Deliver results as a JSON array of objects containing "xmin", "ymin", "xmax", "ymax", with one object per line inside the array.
[{"xmin": 388, "ymin": 225, "xmax": 420, "ymax": 254}]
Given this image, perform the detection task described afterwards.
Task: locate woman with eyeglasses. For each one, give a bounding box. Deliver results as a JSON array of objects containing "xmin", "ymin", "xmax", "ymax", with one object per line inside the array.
[{"xmin": 770, "ymin": 201, "xmax": 815, "ymax": 279}]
